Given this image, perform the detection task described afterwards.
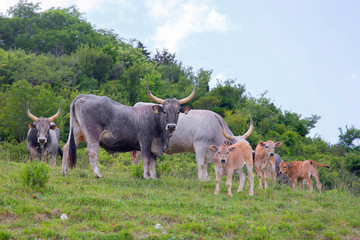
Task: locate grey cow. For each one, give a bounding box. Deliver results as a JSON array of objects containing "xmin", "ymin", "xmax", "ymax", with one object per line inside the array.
[
  {"xmin": 26, "ymin": 101, "xmax": 63, "ymax": 166},
  {"xmin": 61, "ymin": 81, "xmax": 198, "ymax": 179},
  {"xmin": 131, "ymin": 104, "xmax": 253, "ymax": 181},
  {"xmin": 274, "ymin": 154, "xmax": 291, "ymax": 186}
]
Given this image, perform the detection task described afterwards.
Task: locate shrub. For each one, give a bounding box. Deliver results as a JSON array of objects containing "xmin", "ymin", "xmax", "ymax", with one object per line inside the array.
[{"xmin": 19, "ymin": 161, "xmax": 50, "ymax": 188}]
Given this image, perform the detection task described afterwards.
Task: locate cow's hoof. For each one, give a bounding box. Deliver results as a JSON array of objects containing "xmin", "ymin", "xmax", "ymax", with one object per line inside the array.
[
  {"xmin": 214, "ymin": 191, "xmax": 219, "ymax": 195},
  {"xmin": 249, "ymin": 190, "xmax": 254, "ymax": 196},
  {"xmin": 94, "ymin": 173, "xmax": 103, "ymax": 178},
  {"xmin": 61, "ymin": 170, "xmax": 67, "ymax": 176},
  {"xmin": 227, "ymin": 193, "xmax": 233, "ymax": 197}
]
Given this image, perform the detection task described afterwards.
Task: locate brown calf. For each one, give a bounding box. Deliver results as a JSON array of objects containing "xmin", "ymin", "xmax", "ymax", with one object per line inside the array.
[
  {"xmin": 210, "ymin": 141, "xmax": 254, "ymax": 196},
  {"xmin": 279, "ymin": 160, "xmax": 329, "ymax": 193},
  {"xmin": 254, "ymin": 140, "xmax": 282, "ymax": 189}
]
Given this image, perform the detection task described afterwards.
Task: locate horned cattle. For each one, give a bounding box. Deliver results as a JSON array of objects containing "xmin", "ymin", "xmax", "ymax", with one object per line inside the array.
[
  {"xmin": 61, "ymin": 80, "xmax": 198, "ymax": 179},
  {"xmin": 26, "ymin": 101, "xmax": 63, "ymax": 166},
  {"xmin": 130, "ymin": 106, "xmax": 253, "ymax": 181}
]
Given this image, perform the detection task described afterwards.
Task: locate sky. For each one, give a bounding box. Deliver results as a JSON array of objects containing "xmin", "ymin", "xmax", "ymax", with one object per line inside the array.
[{"xmin": 1, "ymin": 0, "xmax": 359, "ymax": 144}]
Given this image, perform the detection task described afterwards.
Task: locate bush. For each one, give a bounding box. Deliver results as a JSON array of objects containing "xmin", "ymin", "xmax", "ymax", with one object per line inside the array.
[{"xmin": 19, "ymin": 161, "xmax": 50, "ymax": 188}]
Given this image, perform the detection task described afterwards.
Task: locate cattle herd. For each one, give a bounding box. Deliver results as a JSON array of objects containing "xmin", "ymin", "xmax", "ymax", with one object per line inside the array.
[{"xmin": 26, "ymin": 80, "xmax": 329, "ymax": 195}]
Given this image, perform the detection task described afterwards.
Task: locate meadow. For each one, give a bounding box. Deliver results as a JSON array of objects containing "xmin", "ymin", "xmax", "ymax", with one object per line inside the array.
[{"xmin": 0, "ymin": 148, "xmax": 359, "ymax": 240}]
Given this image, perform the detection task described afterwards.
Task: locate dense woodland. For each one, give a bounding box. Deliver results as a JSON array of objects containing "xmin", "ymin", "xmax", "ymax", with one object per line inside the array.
[{"xmin": 0, "ymin": 1, "xmax": 359, "ymax": 193}]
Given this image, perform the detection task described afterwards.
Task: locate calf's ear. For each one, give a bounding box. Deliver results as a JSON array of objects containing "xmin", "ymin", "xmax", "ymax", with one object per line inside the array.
[
  {"xmin": 224, "ymin": 140, "xmax": 232, "ymax": 146},
  {"xmin": 275, "ymin": 142, "xmax": 282, "ymax": 147},
  {"xmin": 28, "ymin": 123, "xmax": 35, "ymax": 128},
  {"xmin": 229, "ymin": 147, "xmax": 236, "ymax": 151},
  {"xmin": 209, "ymin": 145, "xmax": 218, "ymax": 152},
  {"xmin": 260, "ymin": 142, "xmax": 266, "ymax": 146},
  {"xmin": 152, "ymin": 105, "xmax": 163, "ymax": 114},
  {"xmin": 288, "ymin": 163, "xmax": 293, "ymax": 168},
  {"xmin": 180, "ymin": 106, "xmax": 191, "ymax": 114}
]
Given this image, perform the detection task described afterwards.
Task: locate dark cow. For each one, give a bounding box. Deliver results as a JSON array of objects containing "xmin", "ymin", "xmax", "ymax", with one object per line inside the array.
[
  {"xmin": 274, "ymin": 154, "xmax": 291, "ymax": 186},
  {"xmin": 61, "ymin": 80, "xmax": 198, "ymax": 178},
  {"xmin": 131, "ymin": 106, "xmax": 253, "ymax": 181},
  {"xmin": 26, "ymin": 101, "xmax": 63, "ymax": 166}
]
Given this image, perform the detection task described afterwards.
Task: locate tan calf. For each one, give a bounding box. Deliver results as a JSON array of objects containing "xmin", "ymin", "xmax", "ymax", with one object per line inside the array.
[
  {"xmin": 279, "ymin": 160, "xmax": 329, "ymax": 193},
  {"xmin": 210, "ymin": 141, "xmax": 254, "ymax": 196},
  {"xmin": 254, "ymin": 140, "xmax": 282, "ymax": 189}
]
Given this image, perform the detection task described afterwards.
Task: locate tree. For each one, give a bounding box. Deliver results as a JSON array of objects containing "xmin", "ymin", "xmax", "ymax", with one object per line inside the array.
[
  {"xmin": 152, "ymin": 49, "xmax": 176, "ymax": 65},
  {"xmin": 338, "ymin": 125, "xmax": 360, "ymax": 150}
]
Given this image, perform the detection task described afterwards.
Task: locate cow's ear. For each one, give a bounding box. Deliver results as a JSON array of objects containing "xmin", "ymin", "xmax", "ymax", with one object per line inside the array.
[
  {"xmin": 50, "ymin": 124, "xmax": 58, "ymax": 130},
  {"xmin": 288, "ymin": 163, "xmax": 293, "ymax": 168},
  {"xmin": 260, "ymin": 142, "xmax": 266, "ymax": 146},
  {"xmin": 275, "ymin": 142, "xmax": 282, "ymax": 147},
  {"xmin": 229, "ymin": 147, "xmax": 235, "ymax": 151},
  {"xmin": 28, "ymin": 123, "xmax": 35, "ymax": 128},
  {"xmin": 224, "ymin": 140, "xmax": 232, "ymax": 146},
  {"xmin": 209, "ymin": 145, "xmax": 218, "ymax": 152},
  {"xmin": 152, "ymin": 105, "xmax": 163, "ymax": 114},
  {"xmin": 180, "ymin": 106, "xmax": 191, "ymax": 115}
]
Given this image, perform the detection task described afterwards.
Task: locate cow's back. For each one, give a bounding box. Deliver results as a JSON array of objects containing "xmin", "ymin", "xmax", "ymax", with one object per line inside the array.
[{"xmin": 166, "ymin": 109, "xmax": 229, "ymax": 154}]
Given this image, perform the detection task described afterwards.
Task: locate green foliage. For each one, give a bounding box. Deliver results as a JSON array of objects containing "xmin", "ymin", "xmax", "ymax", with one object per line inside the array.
[{"xmin": 19, "ymin": 161, "xmax": 50, "ymax": 188}]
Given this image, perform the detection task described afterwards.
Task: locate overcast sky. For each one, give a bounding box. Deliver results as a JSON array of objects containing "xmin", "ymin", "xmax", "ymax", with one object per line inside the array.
[{"xmin": 1, "ymin": 0, "xmax": 359, "ymax": 144}]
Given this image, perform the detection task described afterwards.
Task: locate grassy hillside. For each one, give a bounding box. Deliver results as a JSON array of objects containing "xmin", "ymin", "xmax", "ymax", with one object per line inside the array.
[{"xmin": 0, "ymin": 155, "xmax": 359, "ymax": 240}]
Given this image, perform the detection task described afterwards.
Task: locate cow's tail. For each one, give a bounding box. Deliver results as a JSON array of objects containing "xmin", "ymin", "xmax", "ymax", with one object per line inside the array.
[
  {"xmin": 69, "ymin": 127, "xmax": 77, "ymax": 168},
  {"xmin": 310, "ymin": 160, "xmax": 330, "ymax": 168},
  {"xmin": 58, "ymin": 146, "xmax": 63, "ymax": 159}
]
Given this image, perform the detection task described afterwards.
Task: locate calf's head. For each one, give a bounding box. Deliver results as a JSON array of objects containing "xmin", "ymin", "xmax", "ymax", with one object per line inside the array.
[
  {"xmin": 210, "ymin": 140, "xmax": 233, "ymax": 164},
  {"xmin": 259, "ymin": 140, "xmax": 282, "ymax": 157},
  {"xmin": 147, "ymin": 80, "xmax": 197, "ymax": 133},
  {"xmin": 279, "ymin": 161, "xmax": 293, "ymax": 175},
  {"xmin": 27, "ymin": 101, "xmax": 61, "ymax": 145}
]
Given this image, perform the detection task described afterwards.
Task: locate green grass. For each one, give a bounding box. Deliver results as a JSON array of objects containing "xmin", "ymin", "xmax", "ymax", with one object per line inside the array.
[{"xmin": 0, "ymin": 157, "xmax": 359, "ymax": 239}]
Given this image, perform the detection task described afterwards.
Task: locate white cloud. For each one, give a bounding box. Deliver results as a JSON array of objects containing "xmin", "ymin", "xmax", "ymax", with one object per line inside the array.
[
  {"xmin": 145, "ymin": 0, "xmax": 236, "ymax": 52},
  {"xmin": 352, "ymin": 73, "xmax": 357, "ymax": 80}
]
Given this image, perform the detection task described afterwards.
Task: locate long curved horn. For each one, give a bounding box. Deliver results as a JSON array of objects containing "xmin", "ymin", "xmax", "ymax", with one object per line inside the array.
[
  {"xmin": 146, "ymin": 79, "xmax": 164, "ymax": 104},
  {"xmin": 241, "ymin": 115, "xmax": 254, "ymax": 139},
  {"xmin": 215, "ymin": 114, "xmax": 235, "ymax": 141},
  {"xmin": 222, "ymin": 128, "xmax": 235, "ymax": 141},
  {"xmin": 26, "ymin": 100, "xmax": 38, "ymax": 122},
  {"xmin": 178, "ymin": 81, "xmax": 199, "ymax": 105},
  {"xmin": 48, "ymin": 101, "xmax": 62, "ymax": 122}
]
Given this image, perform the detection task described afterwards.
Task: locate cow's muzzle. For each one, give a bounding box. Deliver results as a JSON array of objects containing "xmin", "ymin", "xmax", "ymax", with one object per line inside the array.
[
  {"xmin": 279, "ymin": 171, "xmax": 282, "ymax": 175},
  {"xmin": 220, "ymin": 158, "xmax": 226, "ymax": 164},
  {"xmin": 269, "ymin": 152, "xmax": 274, "ymax": 157},
  {"xmin": 38, "ymin": 138, "xmax": 47, "ymax": 145},
  {"xmin": 166, "ymin": 124, "xmax": 177, "ymax": 132}
]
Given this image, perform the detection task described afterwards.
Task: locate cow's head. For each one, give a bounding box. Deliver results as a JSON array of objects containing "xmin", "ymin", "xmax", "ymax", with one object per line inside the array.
[
  {"xmin": 210, "ymin": 140, "xmax": 233, "ymax": 164},
  {"xmin": 147, "ymin": 80, "xmax": 197, "ymax": 133},
  {"xmin": 27, "ymin": 101, "xmax": 61, "ymax": 145},
  {"xmin": 259, "ymin": 140, "xmax": 282, "ymax": 158},
  {"xmin": 279, "ymin": 161, "xmax": 293, "ymax": 175}
]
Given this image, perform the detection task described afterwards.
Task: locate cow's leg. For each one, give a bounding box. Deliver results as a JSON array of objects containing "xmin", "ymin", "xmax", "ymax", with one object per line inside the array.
[
  {"xmin": 237, "ymin": 169, "xmax": 246, "ymax": 193},
  {"xmin": 245, "ymin": 162, "xmax": 255, "ymax": 196},
  {"xmin": 270, "ymin": 159, "xmax": 277, "ymax": 186},
  {"xmin": 226, "ymin": 170, "xmax": 233, "ymax": 197},
  {"xmin": 264, "ymin": 166, "xmax": 270, "ymax": 189},
  {"xmin": 149, "ymin": 154, "xmax": 158, "ymax": 179},
  {"xmin": 313, "ymin": 171, "xmax": 322, "ymax": 193},
  {"xmin": 291, "ymin": 179, "xmax": 297, "ymax": 191},
  {"xmin": 300, "ymin": 181, "xmax": 305, "ymax": 191},
  {"xmin": 254, "ymin": 162, "xmax": 263, "ymax": 188},
  {"xmin": 86, "ymin": 143, "xmax": 102, "ymax": 178},
  {"xmin": 306, "ymin": 176, "xmax": 313, "ymax": 192},
  {"xmin": 62, "ymin": 125, "xmax": 83, "ymax": 176},
  {"xmin": 194, "ymin": 144, "xmax": 210, "ymax": 181},
  {"xmin": 50, "ymin": 155, "xmax": 56, "ymax": 167},
  {"xmin": 214, "ymin": 173, "xmax": 221, "ymax": 195}
]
